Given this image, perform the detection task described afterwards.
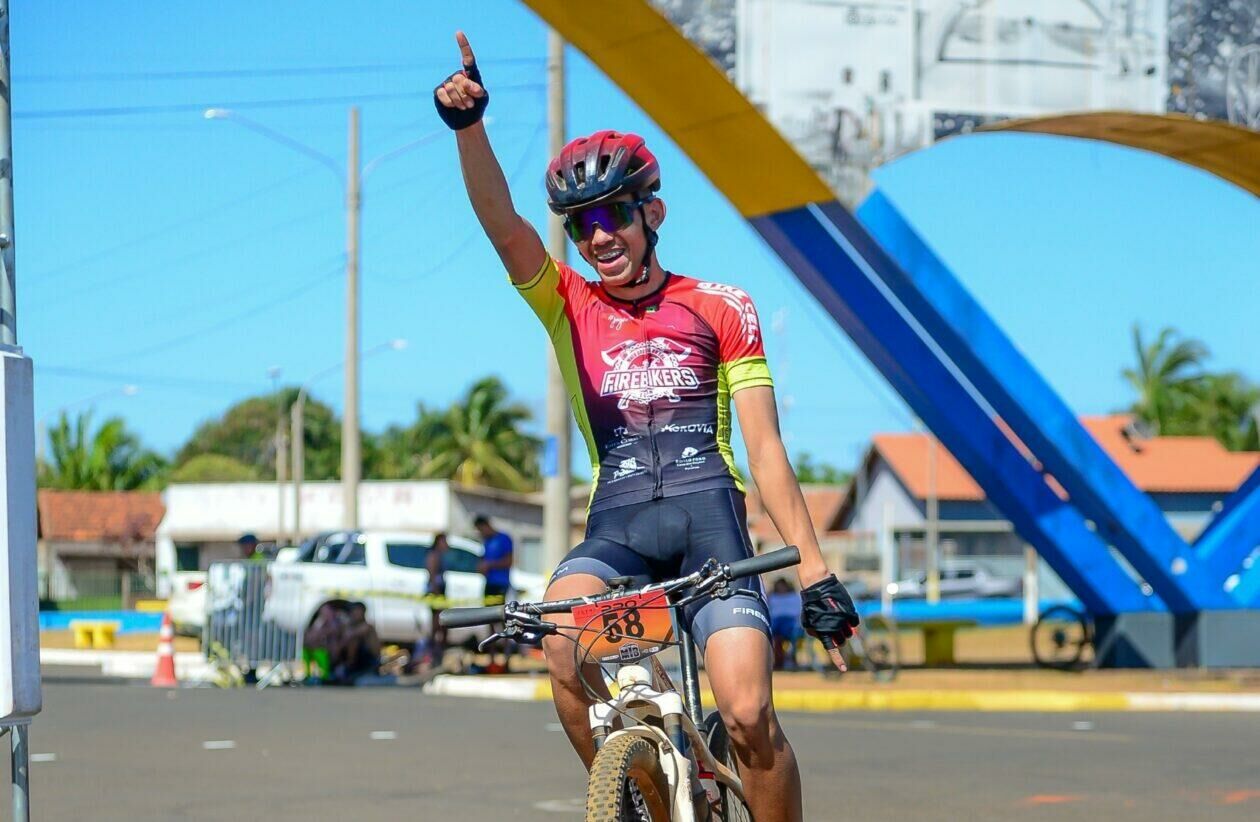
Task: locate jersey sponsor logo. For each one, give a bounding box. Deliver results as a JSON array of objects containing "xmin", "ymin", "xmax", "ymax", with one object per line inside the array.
[
  {"xmin": 697, "ymin": 282, "xmax": 761, "ymax": 346},
  {"xmin": 659, "ymin": 422, "xmax": 715, "ymax": 435},
  {"xmin": 607, "ymin": 313, "xmax": 630, "ymax": 331},
  {"xmin": 599, "ymin": 338, "xmax": 700, "ymax": 409},
  {"xmin": 674, "ymin": 446, "xmax": 707, "ymax": 471},
  {"xmin": 612, "ymin": 456, "xmax": 645, "ymax": 481},
  {"xmin": 609, "ymin": 425, "xmax": 641, "ymax": 448},
  {"xmin": 732, "ymin": 606, "xmax": 771, "ymax": 628}
]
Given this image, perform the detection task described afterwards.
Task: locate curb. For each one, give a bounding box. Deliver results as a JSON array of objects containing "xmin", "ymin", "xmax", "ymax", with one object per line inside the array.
[
  {"xmin": 41, "ymin": 648, "xmax": 213, "ymax": 681},
  {"xmin": 421, "ymin": 675, "xmax": 1260, "ymax": 713}
]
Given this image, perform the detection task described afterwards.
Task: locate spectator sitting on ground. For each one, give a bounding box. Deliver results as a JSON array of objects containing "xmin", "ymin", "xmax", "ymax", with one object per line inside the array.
[
  {"xmin": 768, "ymin": 577, "xmax": 804, "ymax": 670},
  {"xmin": 332, "ymin": 602, "xmax": 381, "ymax": 685},
  {"xmin": 302, "ymin": 603, "xmax": 346, "ymax": 683}
]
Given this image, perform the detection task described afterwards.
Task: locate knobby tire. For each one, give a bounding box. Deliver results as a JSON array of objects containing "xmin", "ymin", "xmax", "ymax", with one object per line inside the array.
[{"xmin": 586, "ymin": 734, "xmax": 672, "ymax": 821}]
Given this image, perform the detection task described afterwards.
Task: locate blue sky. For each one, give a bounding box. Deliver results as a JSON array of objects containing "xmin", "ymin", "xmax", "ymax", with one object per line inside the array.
[{"xmin": 15, "ymin": 1, "xmax": 1259, "ymax": 477}]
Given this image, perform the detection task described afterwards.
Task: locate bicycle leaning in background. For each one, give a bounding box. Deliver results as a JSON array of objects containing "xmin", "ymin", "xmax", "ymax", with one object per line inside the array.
[{"xmin": 442, "ymin": 546, "xmax": 803, "ymax": 821}]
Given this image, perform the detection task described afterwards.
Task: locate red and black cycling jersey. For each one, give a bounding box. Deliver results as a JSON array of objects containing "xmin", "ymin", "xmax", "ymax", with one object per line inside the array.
[{"xmin": 515, "ymin": 255, "xmax": 773, "ymax": 513}]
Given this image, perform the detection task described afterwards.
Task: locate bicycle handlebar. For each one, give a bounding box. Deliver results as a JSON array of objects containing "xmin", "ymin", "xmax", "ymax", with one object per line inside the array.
[
  {"xmin": 438, "ymin": 604, "xmax": 505, "ymax": 629},
  {"xmin": 727, "ymin": 545, "xmax": 800, "ymax": 579},
  {"xmin": 438, "ymin": 545, "xmax": 802, "ymax": 630}
]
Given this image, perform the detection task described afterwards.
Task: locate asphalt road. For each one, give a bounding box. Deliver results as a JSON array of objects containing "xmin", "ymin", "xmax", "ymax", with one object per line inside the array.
[{"xmin": 8, "ymin": 671, "xmax": 1259, "ymax": 820}]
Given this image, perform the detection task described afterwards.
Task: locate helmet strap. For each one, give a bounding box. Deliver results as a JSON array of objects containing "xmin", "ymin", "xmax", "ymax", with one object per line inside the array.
[{"xmin": 631, "ymin": 203, "xmax": 657, "ymax": 287}]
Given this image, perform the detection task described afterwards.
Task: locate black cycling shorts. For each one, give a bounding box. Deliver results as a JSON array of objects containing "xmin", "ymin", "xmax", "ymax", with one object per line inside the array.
[{"xmin": 551, "ymin": 488, "xmax": 770, "ymax": 654}]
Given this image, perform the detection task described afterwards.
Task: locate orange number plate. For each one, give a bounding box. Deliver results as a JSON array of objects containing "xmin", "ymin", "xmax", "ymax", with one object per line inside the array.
[{"xmin": 572, "ymin": 590, "xmax": 673, "ymax": 663}]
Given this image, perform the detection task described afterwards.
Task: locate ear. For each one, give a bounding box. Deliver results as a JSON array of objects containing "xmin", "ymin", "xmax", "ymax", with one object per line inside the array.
[{"xmin": 645, "ymin": 198, "xmax": 666, "ymax": 230}]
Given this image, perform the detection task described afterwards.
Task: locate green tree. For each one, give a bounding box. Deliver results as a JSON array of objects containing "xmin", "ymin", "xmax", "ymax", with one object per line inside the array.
[
  {"xmin": 1123, "ymin": 324, "xmax": 1207, "ymax": 435},
  {"xmin": 371, "ymin": 403, "xmax": 449, "ymax": 479},
  {"xmin": 169, "ymin": 453, "xmax": 260, "ymax": 483},
  {"xmin": 175, "ymin": 389, "xmax": 343, "ymax": 480},
  {"xmin": 793, "ymin": 452, "xmax": 850, "ymax": 485},
  {"xmin": 1122, "ymin": 325, "xmax": 1259, "ymax": 451},
  {"xmin": 39, "ymin": 411, "xmax": 166, "ymax": 490},
  {"xmin": 417, "ymin": 377, "xmax": 541, "ymax": 492}
]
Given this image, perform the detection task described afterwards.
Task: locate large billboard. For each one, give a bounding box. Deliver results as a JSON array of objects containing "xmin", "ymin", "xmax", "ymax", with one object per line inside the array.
[{"xmin": 649, "ymin": 0, "xmax": 1258, "ymax": 202}]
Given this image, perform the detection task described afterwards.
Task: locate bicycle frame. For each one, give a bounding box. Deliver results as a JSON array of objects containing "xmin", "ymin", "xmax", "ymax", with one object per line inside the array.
[{"xmin": 587, "ymin": 626, "xmax": 745, "ymax": 821}]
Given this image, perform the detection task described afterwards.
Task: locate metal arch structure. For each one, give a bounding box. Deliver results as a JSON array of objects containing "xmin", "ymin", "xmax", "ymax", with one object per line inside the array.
[
  {"xmin": 521, "ymin": 0, "xmax": 1159, "ymax": 616},
  {"xmin": 521, "ymin": 3, "xmax": 1260, "ymax": 623}
]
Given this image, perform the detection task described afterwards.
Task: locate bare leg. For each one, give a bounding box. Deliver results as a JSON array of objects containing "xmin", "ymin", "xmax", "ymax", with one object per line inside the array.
[
  {"xmin": 706, "ymin": 628, "xmax": 803, "ymax": 822},
  {"xmin": 541, "ymin": 573, "xmax": 610, "ymax": 768}
]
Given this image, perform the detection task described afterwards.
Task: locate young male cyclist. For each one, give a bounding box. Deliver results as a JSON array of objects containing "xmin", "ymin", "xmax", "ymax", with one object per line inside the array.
[{"xmin": 435, "ymin": 32, "xmax": 860, "ymax": 821}]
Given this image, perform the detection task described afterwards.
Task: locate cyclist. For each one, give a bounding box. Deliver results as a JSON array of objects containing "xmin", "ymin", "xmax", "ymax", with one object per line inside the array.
[{"xmin": 435, "ymin": 31, "xmax": 860, "ymax": 822}]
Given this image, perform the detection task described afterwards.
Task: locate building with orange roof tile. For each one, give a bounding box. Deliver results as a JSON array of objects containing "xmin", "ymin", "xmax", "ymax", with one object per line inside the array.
[
  {"xmin": 833, "ymin": 415, "xmax": 1260, "ymax": 592},
  {"xmin": 37, "ymin": 490, "xmax": 166, "ymax": 606}
]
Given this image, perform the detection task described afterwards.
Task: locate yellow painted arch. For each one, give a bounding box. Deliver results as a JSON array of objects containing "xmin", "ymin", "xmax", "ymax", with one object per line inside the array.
[
  {"xmin": 522, "ymin": 0, "xmax": 832, "ymax": 218},
  {"xmin": 980, "ymin": 112, "xmax": 1260, "ymax": 197}
]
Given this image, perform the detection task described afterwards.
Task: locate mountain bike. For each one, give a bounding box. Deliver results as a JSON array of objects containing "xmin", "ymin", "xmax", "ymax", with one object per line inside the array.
[{"xmin": 441, "ymin": 545, "xmax": 803, "ymax": 821}]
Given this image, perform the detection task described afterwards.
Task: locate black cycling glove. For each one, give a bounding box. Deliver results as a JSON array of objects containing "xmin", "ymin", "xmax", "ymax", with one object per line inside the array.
[
  {"xmin": 801, "ymin": 574, "xmax": 860, "ymax": 648},
  {"xmin": 434, "ymin": 62, "xmax": 489, "ymax": 131}
]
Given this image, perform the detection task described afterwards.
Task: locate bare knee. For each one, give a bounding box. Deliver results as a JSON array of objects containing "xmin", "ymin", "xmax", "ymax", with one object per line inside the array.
[
  {"xmin": 541, "ymin": 573, "xmax": 606, "ymax": 694},
  {"xmin": 723, "ymin": 693, "xmax": 774, "ymax": 747}
]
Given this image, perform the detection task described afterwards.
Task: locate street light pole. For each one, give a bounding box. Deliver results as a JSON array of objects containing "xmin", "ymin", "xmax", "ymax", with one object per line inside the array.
[
  {"xmin": 206, "ymin": 109, "xmax": 442, "ymax": 534},
  {"xmin": 343, "ymin": 108, "xmax": 361, "ymax": 531}
]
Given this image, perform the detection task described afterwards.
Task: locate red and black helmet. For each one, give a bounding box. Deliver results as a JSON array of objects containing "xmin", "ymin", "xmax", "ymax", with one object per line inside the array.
[{"xmin": 545, "ymin": 130, "xmax": 660, "ymax": 215}]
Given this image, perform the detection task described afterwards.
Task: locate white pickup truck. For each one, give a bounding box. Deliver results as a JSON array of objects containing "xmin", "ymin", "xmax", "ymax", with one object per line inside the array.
[{"xmin": 263, "ymin": 530, "xmax": 547, "ymax": 644}]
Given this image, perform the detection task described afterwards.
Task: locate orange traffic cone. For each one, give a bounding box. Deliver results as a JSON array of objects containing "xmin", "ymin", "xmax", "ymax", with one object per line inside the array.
[{"xmin": 150, "ymin": 612, "xmax": 178, "ymax": 688}]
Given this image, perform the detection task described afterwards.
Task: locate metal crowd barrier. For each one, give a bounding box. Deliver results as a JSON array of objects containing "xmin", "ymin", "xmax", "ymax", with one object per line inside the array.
[{"xmin": 204, "ymin": 561, "xmax": 299, "ymax": 676}]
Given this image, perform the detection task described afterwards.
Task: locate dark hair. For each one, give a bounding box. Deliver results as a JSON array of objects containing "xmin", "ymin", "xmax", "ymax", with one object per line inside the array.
[
  {"xmin": 473, "ymin": 515, "xmax": 490, "ymax": 528},
  {"xmin": 433, "ymin": 532, "xmax": 449, "ymax": 549}
]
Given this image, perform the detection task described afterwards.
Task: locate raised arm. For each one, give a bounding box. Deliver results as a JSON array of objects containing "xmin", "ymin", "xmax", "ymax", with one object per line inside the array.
[{"xmin": 435, "ymin": 32, "xmax": 546, "ymax": 283}]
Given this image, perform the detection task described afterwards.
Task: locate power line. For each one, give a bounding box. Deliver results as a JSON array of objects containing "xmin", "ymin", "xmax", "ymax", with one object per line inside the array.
[
  {"xmin": 34, "ymin": 167, "xmax": 317, "ymax": 283},
  {"xmin": 16, "ymin": 58, "xmax": 544, "ymax": 84},
  {"xmin": 85, "ymin": 264, "xmax": 344, "ymax": 367},
  {"xmin": 38, "ymin": 365, "xmax": 258, "ymax": 392},
  {"xmin": 14, "ymin": 82, "xmax": 546, "ymax": 120}
]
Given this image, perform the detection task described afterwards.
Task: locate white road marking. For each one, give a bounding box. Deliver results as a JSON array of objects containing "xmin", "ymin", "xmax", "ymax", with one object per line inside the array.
[
  {"xmin": 202, "ymin": 740, "xmax": 236, "ymax": 750},
  {"xmin": 1072, "ymin": 720, "xmax": 1095, "ymax": 731},
  {"xmin": 534, "ymin": 798, "xmax": 585, "ymax": 813},
  {"xmin": 370, "ymin": 731, "xmax": 397, "ymax": 740},
  {"xmin": 31, "ymin": 753, "xmax": 57, "ymax": 763}
]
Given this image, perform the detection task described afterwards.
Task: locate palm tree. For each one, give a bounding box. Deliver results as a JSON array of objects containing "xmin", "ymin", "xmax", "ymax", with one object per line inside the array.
[
  {"xmin": 40, "ymin": 411, "xmax": 166, "ymax": 490},
  {"xmin": 372, "ymin": 403, "xmax": 449, "ymax": 479},
  {"xmin": 420, "ymin": 377, "xmax": 541, "ymax": 492},
  {"xmin": 1123, "ymin": 325, "xmax": 1206, "ymax": 434}
]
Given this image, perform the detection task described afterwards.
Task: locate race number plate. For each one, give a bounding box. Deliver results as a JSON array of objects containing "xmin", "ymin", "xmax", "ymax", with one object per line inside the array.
[{"xmin": 572, "ymin": 590, "xmax": 673, "ymax": 664}]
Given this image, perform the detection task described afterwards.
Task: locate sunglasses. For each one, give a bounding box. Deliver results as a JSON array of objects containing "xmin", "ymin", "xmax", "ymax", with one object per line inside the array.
[{"xmin": 563, "ymin": 198, "xmax": 652, "ymax": 244}]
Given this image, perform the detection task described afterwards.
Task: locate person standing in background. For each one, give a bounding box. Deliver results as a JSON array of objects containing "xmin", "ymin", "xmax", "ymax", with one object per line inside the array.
[
  {"xmin": 422, "ymin": 532, "xmax": 452, "ymax": 670},
  {"xmin": 474, "ymin": 514, "xmax": 514, "ymax": 673}
]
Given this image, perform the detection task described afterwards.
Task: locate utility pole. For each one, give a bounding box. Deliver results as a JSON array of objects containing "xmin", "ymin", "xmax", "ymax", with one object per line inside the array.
[
  {"xmin": 343, "ymin": 107, "xmax": 361, "ymax": 531},
  {"xmin": 290, "ymin": 395, "xmax": 305, "ymax": 546},
  {"xmin": 542, "ymin": 30, "xmax": 571, "ymax": 573},
  {"xmin": 205, "ymin": 109, "xmax": 440, "ymax": 537}
]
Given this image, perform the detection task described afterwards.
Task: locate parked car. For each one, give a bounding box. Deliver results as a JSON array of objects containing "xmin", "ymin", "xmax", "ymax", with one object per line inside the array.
[
  {"xmin": 168, "ymin": 571, "xmax": 208, "ymax": 636},
  {"xmin": 886, "ymin": 560, "xmax": 1021, "ymax": 599},
  {"xmin": 262, "ymin": 530, "xmax": 547, "ymax": 645}
]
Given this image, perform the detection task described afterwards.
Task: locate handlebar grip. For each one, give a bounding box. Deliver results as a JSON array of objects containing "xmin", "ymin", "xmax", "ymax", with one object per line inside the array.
[
  {"xmin": 438, "ymin": 604, "xmax": 506, "ymax": 629},
  {"xmin": 727, "ymin": 546, "xmax": 801, "ymax": 579}
]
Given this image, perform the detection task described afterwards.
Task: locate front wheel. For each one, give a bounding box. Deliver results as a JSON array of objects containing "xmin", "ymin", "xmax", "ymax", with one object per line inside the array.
[
  {"xmin": 586, "ymin": 734, "xmax": 672, "ymax": 821},
  {"xmin": 703, "ymin": 714, "xmax": 753, "ymax": 821}
]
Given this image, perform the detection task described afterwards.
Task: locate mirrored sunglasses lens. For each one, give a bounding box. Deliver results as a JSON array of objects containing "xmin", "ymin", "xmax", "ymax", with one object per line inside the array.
[{"xmin": 573, "ymin": 203, "xmax": 634, "ymax": 240}]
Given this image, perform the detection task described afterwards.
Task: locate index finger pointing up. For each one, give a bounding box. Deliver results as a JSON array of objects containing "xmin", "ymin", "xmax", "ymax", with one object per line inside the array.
[{"xmin": 455, "ymin": 30, "xmax": 476, "ymax": 67}]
